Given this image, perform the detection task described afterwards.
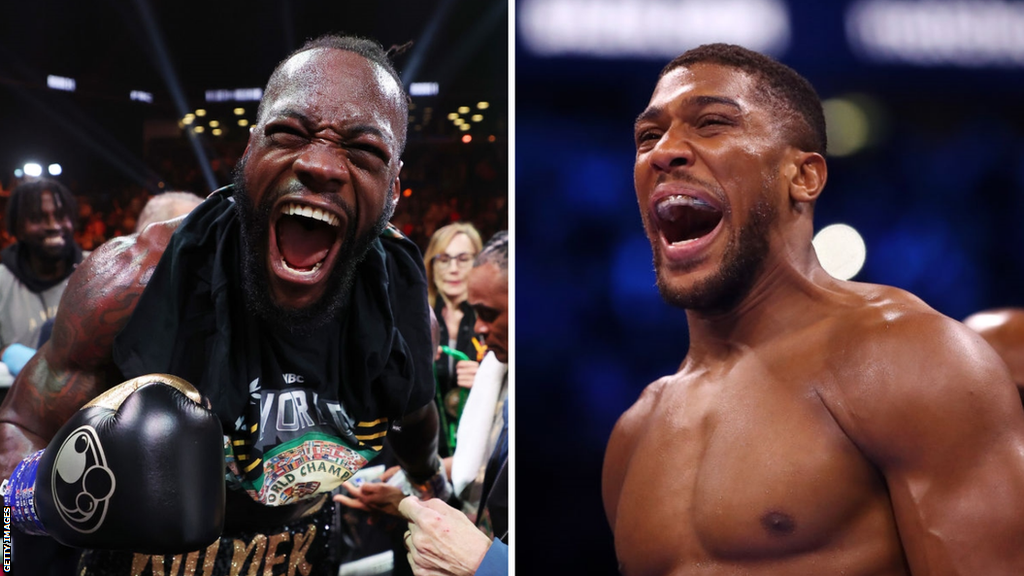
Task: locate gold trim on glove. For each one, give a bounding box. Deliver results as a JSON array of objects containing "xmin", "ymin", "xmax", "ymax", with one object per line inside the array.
[{"xmin": 83, "ymin": 374, "xmax": 203, "ymax": 410}]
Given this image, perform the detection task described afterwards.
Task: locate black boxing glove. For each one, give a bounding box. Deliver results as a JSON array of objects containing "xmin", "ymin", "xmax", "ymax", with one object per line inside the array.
[{"xmin": 1, "ymin": 374, "xmax": 225, "ymax": 554}]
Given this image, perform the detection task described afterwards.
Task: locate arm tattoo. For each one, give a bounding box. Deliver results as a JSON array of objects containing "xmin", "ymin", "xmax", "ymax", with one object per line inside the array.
[{"xmin": 0, "ymin": 230, "xmax": 168, "ymax": 467}]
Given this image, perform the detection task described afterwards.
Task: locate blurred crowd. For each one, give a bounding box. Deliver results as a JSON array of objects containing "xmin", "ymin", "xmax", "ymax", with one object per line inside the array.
[{"xmin": 0, "ymin": 134, "xmax": 508, "ymax": 256}]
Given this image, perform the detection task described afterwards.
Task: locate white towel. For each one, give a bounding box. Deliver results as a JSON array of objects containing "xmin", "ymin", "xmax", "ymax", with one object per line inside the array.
[{"xmin": 451, "ymin": 352, "xmax": 508, "ymax": 495}]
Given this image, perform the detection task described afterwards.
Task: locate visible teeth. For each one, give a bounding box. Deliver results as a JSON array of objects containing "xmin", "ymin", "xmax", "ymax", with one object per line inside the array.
[
  {"xmin": 655, "ymin": 195, "xmax": 716, "ymax": 220},
  {"xmin": 281, "ymin": 258, "xmax": 323, "ymax": 275},
  {"xmin": 281, "ymin": 203, "xmax": 339, "ymax": 226}
]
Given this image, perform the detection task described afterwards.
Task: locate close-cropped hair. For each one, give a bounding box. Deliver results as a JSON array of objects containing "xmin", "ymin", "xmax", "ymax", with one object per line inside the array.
[
  {"xmin": 135, "ymin": 191, "xmax": 205, "ymax": 232},
  {"xmin": 257, "ymin": 33, "xmax": 410, "ymax": 151},
  {"xmin": 424, "ymin": 222, "xmax": 484, "ymax": 304},
  {"xmin": 661, "ymin": 43, "xmax": 827, "ymax": 155},
  {"xmin": 475, "ymin": 230, "xmax": 508, "ymax": 274},
  {"xmin": 6, "ymin": 178, "xmax": 78, "ymax": 237}
]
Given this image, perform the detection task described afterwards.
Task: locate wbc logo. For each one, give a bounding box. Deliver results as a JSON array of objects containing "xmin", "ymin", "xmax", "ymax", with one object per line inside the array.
[{"xmin": 50, "ymin": 425, "xmax": 117, "ymax": 533}]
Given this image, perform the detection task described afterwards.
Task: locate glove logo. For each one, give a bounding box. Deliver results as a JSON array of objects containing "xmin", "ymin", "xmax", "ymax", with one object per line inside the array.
[{"xmin": 50, "ymin": 425, "xmax": 116, "ymax": 533}]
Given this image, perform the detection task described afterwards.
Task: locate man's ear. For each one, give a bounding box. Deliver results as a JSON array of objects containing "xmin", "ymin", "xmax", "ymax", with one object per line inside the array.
[
  {"xmin": 391, "ymin": 161, "xmax": 404, "ymax": 205},
  {"xmin": 240, "ymin": 129, "xmax": 255, "ymax": 160},
  {"xmin": 788, "ymin": 151, "xmax": 827, "ymax": 204}
]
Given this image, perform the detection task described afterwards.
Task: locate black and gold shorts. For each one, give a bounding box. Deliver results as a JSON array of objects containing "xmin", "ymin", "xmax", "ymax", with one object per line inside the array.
[{"xmin": 76, "ymin": 500, "xmax": 338, "ymax": 576}]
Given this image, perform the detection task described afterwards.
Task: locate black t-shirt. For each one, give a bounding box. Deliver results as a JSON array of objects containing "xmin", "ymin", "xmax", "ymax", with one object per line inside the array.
[{"xmin": 112, "ymin": 186, "xmax": 434, "ymax": 506}]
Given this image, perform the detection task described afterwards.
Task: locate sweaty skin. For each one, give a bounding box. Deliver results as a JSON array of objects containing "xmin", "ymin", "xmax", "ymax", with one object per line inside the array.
[
  {"xmin": 603, "ymin": 62, "xmax": 1024, "ymax": 575},
  {"xmin": 0, "ymin": 48, "xmax": 439, "ymax": 513}
]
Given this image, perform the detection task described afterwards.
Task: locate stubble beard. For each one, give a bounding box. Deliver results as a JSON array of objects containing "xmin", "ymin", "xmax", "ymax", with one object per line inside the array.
[
  {"xmin": 232, "ymin": 159, "xmax": 396, "ymax": 335},
  {"xmin": 653, "ymin": 188, "xmax": 777, "ymax": 315}
]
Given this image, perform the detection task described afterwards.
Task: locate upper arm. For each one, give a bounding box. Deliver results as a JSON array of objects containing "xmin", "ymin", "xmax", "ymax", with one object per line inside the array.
[
  {"xmin": 602, "ymin": 381, "xmax": 662, "ymax": 529},
  {"xmin": 0, "ymin": 231, "xmax": 166, "ymax": 476},
  {"xmin": 837, "ymin": 313, "xmax": 1024, "ymax": 574}
]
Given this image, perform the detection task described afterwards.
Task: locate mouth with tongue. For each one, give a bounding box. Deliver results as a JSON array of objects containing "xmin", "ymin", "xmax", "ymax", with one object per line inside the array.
[
  {"xmin": 653, "ymin": 195, "xmax": 723, "ymax": 245},
  {"xmin": 274, "ymin": 203, "xmax": 342, "ymax": 275}
]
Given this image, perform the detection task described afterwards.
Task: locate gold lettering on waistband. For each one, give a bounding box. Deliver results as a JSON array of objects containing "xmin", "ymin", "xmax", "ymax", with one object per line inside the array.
[
  {"xmin": 287, "ymin": 524, "xmax": 316, "ymax": 576},
  {"xmin": 180, "ymin": 550, "xmax": 200, "ymax": 576},
  {"xmin": 201, "ymin": 539, "xmax": 221, "ymax": 576},
  {"xmin": 130, "ymin": 552, "xmax": 165, "ymax": 576},
  {"xmin": 264, "ymin": 532, "xmax": 289, "ymax": 575},
  {"xmin": 168, "ymin": 554, "xmax": 183, "ymax": 576},
  {"xmin": 229, "ymin": 534, "xmax": 267, "ymax": 576}
]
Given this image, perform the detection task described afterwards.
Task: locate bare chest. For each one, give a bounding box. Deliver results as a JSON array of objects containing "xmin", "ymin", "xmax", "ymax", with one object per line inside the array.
[{"xmin": 611, "ymin": 367, "xmax": 897, "ymax": 575}]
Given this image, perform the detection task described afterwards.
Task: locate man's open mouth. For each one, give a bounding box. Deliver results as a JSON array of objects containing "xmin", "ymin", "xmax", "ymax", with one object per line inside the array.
[
  {"xmin": 274, "ymin": 202, "xmax": 343, "ymax": 275},
  {"xmin": 653, "ymin": 195, "xmax": 723, "ymax": 244}
]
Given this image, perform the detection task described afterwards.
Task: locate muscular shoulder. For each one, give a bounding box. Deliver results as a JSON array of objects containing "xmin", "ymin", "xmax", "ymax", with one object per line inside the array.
[
  {"xmin": 611, "ymin": 376, "xmax": 671, "ymax": 440},
  {"xmin": 822, "ymin": 284, "xmax": 1017, "ymax": 463},
  {"xmin": 603, "ymin": 376, "xmax": 672, "ymax": 524},
  {"xmin": 48, "ymin": 221, "xmax": 178, "ymax": 370}
]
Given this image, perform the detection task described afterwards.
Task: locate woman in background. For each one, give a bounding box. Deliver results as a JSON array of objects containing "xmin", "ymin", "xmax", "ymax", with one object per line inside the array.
[{"xmin": 423, "ymin": 222, "xmax": 484, "ymax": 457}]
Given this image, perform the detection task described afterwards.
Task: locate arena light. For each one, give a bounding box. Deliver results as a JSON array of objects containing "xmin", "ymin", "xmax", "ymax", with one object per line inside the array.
[
  {"xmin": 823, "ymin": 98, "xmax": 870, "ymax": 157},
  {"xmin": 195, "ymin": 109, "xmax": 207, "ymax": 117},
  {"xmin": 13, "ymin": 168, "xmax": 24, "ymax": 178},
  {"xmin": 458, "ymin": 106, "xmax": 471, "ymax": 114},
  {"xmin": 462, "ymin": 134, "xmax": 473, "ymax": 143},
  {"xmin": 238, "ymin": 119, "xmax": 249, "ymax": 127},
  {"xmin": 46, "ymin": 75, "xmax": 76, "ymax": 92},
  {"xmin": 23, "ymin": 163, "xmax": 43, "ymax": 177},
  {"xmin": 846, "ymin": 0, "xmax": 1024, "ymax": 67},
  {"xmin": 130, "ymin": 90, "xmax": 153, "ymax": 103},
  {"xmin": 519, "ymin": 0, "xmax": 791, "ymax": 59},
  {"xmin": 205, "ymin": 88, "xmax": 263, "ymax": 102},
  {"xmin": 477, "ymin": 102, "xmax": 490, "ymax": 110},
  {"xmin": 813, "ymin": 224, "xmax": 867, "ymax": 280},
  {"xmin": 233, "ymin": 107, "xmax": 246, "ymax": 115},
  {"xmin": 409, "ymin": 82, "xmax": 439, "ymax": 96},
  {"xmin": 209, "ymin": 120, "xmax": 220, "ymax": 128},
  {"xmin": 48, "ymin": 163, "xmax": 62, "ymax": 176},
  {"xmin": 471, "ymin": 114, "xmax": 484, "ymax": 122},
  {"xmin": 133, "ymin": 0, "xmax": 218, "ymax": 192}
]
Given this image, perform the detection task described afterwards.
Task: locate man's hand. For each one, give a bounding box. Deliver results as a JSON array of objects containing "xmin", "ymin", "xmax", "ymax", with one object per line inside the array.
[
  {"xmin": 398, "ymin": 496, "xmax": 492, "ymax": 576},
  {"xmin": 334, "ymin": 468, "xmax": 406, "ymax": 517},
  {"xmin": 455, "ymin": 360, "xmax": 479, "ymax": 389}
]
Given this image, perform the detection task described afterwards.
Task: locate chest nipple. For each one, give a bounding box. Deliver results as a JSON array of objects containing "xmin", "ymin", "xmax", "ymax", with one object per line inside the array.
[{"xmin": 760, "ymin": 510, "xmax": 797, "ymax": 537}]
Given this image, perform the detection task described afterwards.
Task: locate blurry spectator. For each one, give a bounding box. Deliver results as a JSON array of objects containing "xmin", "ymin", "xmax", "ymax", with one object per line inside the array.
[
  {"xmin": 0, "ymin": 178, "xmax": 84, "ymax": 576},
  {"xmin": 338, "ymin": 231, "xmax": 510, "ymax": 576},
  {"xmin": 449, "ymin": 231, "xmax": 508, "ymax": 523},
  {"xmin": 424, "ymin": 222, "xmax": 485, "ymax": 457},
  {"xmin": 401, "ymin": 230, "xmax": 510, "ymax": 576},
  {"xmin": 135, "ymin": 191, "xmax": 205, "ymax": 232},
  {"xmin": 78, "ymin": 200, "xmax": 107, "ymax": 250},
  {"xmin": 0, "ymin": 179, "xmax": 85, "ymax": 349}
]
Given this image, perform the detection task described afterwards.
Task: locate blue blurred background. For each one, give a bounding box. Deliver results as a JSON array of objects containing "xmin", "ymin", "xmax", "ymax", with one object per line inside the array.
[{"xmin": 515, "ymin": 0, "xmax": 1024, "ymax": 572}]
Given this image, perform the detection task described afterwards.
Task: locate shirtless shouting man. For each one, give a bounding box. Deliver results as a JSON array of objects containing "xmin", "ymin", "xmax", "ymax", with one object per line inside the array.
[{"xmin": 602, "ymin": 44, "xmax": 1024, "ymax": 575}]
